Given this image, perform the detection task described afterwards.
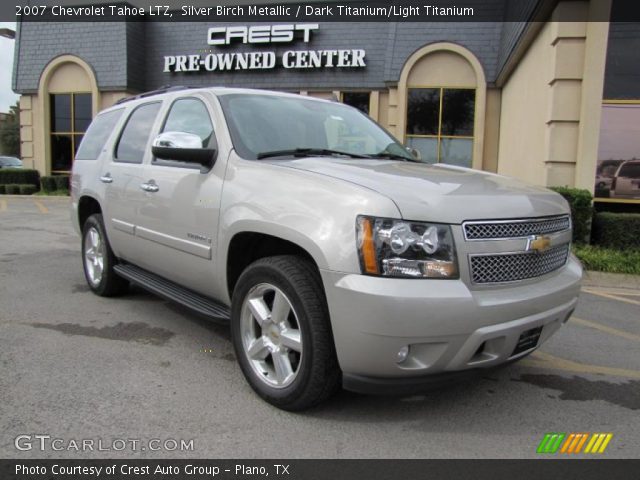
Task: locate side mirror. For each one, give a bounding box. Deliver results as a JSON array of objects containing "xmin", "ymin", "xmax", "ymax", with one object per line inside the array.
[
  {"xmin": 406, "ymin": 146, "xmax": 422, "ymax": 161},
  {"xmin": 152, "ymin": 131, "xmax": 217, "ymax": 170}
]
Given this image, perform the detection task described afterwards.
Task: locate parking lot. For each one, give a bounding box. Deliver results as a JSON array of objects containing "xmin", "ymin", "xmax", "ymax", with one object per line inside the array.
[{"xmin": 1, "ymin": 196, "xmax": 639, "ymax": 459}]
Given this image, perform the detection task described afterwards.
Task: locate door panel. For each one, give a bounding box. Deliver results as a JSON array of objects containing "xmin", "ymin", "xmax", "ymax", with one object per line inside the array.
[
  {"xmin": 100, "ymin": 101, "xmax": 163, "ymax": 261},
  {"xmin": 102, "ymin": 163, "xmax": 146, "ymax": 261},
  {"xmin": 135, "ymin": 165, "xmax": 222, "ymax": 294},
  {"xmin": 133, "ymin": 96, "xmax": 223, "ymax": 295}
]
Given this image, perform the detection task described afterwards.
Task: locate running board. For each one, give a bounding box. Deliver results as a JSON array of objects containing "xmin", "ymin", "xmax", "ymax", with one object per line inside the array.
[{"xmin": 114, "ymin": 264, "xmax": 230, "ymax": 322}]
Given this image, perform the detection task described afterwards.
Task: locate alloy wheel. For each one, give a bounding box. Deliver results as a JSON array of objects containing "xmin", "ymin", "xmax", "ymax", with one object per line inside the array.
[
  {"xmin": 240, "ymin": 283, "xmax": 303, "ymax": 388},
  {"xmin": 84, "ymin": 226, "xmax": 105, "ymax": 286}
]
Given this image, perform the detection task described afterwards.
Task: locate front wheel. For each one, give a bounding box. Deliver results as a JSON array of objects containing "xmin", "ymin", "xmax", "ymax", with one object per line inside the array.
[
  {"xmin": 81, "ymin": 213, "xmax": 128, "ymax": 297},
  {"xmin": 231, "ymin": 255, "xmax": 340, "ymax": 411}
]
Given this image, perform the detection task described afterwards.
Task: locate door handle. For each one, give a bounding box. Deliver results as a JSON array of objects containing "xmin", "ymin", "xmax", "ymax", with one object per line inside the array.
[
  {"xmin": 99, "ymin": 174, "xmax": 113, "ymax": 184},
  {"xmin": 140, "ymin": 181, "xmax": 159, "ymax": 193}
]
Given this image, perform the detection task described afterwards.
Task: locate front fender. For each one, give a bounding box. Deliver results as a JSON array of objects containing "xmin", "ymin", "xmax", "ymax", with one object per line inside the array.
[{"xmin": 215, "ymin": 154, "xmax": 401, "ymax": 299}]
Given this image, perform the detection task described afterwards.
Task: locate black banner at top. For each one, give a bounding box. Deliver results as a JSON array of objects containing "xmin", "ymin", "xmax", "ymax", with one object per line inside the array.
[{"xmin": 3, "ymin": 0, "xmax": 640, "ymax": 22}]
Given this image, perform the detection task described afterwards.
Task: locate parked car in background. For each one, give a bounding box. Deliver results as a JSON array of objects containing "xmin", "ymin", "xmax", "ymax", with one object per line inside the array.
[
  {"xmin": 611, "ymin": 160, "xmax": 640, "ymax": 199},
  {"xmin": 594, "ymin": 159, "xmax": 624, "ymax": 196},
  {"xmin": 0, "ymin": 156, "xmax": 22, "ymax": 169}
]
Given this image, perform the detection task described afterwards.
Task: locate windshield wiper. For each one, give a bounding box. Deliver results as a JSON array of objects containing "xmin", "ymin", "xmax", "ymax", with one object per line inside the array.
[
  {"xmin": 368, "ymin": 152, "xmax": 418, "ymax": 162},
  {"xmin": 256, "ymin": 148, "xmax": 371, "ymax": 159}
]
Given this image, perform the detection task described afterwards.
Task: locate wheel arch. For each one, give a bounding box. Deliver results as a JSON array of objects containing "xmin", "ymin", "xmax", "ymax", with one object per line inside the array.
[
  {"xmin": 226, "ymin": 230, "xmax": 324, "ymax": 301},
  {"xmin": 77, "ymin": 195, "xmax": 102, "ymax": 231}
]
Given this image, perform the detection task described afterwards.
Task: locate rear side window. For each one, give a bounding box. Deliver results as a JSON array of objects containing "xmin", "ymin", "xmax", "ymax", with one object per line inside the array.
[
  {"xmin": 75, "ymin": 109, "xmax": 124, "ymax": 160},
  {"xmin": 115, "ymin": 102, "xmax": 162, "ymax": 163}
]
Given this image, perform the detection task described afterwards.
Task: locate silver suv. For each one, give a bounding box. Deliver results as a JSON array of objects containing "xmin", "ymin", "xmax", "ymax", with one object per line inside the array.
[{"xmin": 71, "ymin": 87, "xmax": 582, "ymax": 410}]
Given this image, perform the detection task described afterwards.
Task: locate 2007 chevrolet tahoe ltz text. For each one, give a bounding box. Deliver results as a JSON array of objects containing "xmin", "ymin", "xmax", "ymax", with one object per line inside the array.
[{"xmin": 70, "ymin": 87, "xmax": 582, "ymax": 410}]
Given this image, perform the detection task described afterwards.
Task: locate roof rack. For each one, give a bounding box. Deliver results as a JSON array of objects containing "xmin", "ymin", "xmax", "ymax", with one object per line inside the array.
[{"xmin": 115, "ymin": 86, "xmax": 193, "ymax": 105}]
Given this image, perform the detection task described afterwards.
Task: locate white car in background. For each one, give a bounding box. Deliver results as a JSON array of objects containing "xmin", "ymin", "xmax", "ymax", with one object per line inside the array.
[
  {"xmin": 0, "ymin": 156, "xmax": 22, "ymax": 169},
  {"xmin": 595, "ymin": 159, "xmax": 624, "ymax": 192},
  {"xmin": 611, "ymin": 160, "xmax": 640, "ymax": 198}
]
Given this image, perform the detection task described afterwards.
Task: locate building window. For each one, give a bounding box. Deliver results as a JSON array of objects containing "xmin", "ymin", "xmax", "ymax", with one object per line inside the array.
[
  {"xmin": 342, "ymin": 92, "xmax": 370, "ymax": 114},
  {"xmin": 50, "ymin": 93, "xmax": 92, "ymax": 172},
  {"xmin": 405, "ymin": 87, "xmax": 475, "ymax": 167}
]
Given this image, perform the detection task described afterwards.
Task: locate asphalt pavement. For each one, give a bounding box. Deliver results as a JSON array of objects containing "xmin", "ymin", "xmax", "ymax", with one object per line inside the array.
[{"xmin": 1, "ymin": 196, "xmax": 638, "ymax": 459}]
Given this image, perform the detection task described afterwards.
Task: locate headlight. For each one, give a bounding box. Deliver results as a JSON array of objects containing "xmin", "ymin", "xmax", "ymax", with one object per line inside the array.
[{"xmin": 356, "ymin": 216, "xmax": 458, "ymax": 278}]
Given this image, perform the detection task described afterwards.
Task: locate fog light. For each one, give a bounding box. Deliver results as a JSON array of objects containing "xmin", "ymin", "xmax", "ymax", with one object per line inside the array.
[{"xmin": 396, "ymin": 345, "xmax": 410, "ymax": 363}]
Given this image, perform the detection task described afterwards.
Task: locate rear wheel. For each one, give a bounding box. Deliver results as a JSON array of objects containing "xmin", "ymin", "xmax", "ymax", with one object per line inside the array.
[
  {"xmin": 231, "ymin": 255, "xmax": 340, "ymax": 411},
  {"xmin": 82, "ymin": 213, "xmax": 128, "ymax": 296}
]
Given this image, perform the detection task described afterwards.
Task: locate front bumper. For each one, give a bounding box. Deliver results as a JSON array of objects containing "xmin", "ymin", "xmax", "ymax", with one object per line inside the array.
[{"xmin": 320, "ymin": 256, "xmax": 582, "ymax": 392}]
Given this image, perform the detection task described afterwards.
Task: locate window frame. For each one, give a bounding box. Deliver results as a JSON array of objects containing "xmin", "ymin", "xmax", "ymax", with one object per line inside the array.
[
  {"xmin": 405, "ymin": 85, "xmax": 476, "ymax": 165},
  {"xmin": 340, "ymin": 91, "xmax": 372, "ymax": 115},
  {"xmin": 113, "ymin": 101, "xmax": 163, "ymax": 165},
  {"xmin": 152, "ymin": 96, "xmax": 218, "ymax": 169},
  {"xmin": 49, "ymin": 91, "xmax": 92, "ymax": 173}
]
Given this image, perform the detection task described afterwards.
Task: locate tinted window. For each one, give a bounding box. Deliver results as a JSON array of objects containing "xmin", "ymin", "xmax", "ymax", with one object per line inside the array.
[
  {"xmin": 162, "ymin": 98, "xmax": 214, "ymax": 148},
  {"xmin": 407, "ymin": 89, "xmax": 440, "ymax": 135},
  {"xmin": 406, "ymin": 87, "xmax": 476, "ymax": 167},
  {"xmin": 618, "ymin": 163, "xmax": 640, "ymax": 178},
  {"xmin": 50, "ymin": 93, "xmax": 93, "ymax": 172},
  {"xmin": 73, "ymin": 94, "xmax": 93, "ymax": 132},
  {"xmin": 115, "ymin": 103, "xmax": 161, "ymax": 163},
  {"xmin": 51, "ymin": 94, "xmax": 72, "ymax": 132},
  {"xmin": 75, "ymin": 109, "xmax": 124, "ymax": 160},
  {"xmin": 441, "ymin": 89, "xmax": 475, "ymax": 136},
  {"xmin": 51, "ymin": 135, "xmax": 73, "ymax": 171},
  {"xmin": 342, "ymin": 92, "xmax": 370, "ymax": 114}
]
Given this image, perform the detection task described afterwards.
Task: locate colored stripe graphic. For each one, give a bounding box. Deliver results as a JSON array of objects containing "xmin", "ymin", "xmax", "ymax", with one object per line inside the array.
[
  {"xmin": 537, "ymin": 433, "xmax": 565, "ymax": 453},
  {"xmin": 585, "ymin": 433, "xmax": 613, "ymax": 454},
  {"xmin": 560, "ymin": 434, "xmax": 575, "ymax": 453},
  {"xmin": 560, "ymin": 433, "xmax": 589, "ymax": 454},
  {"xmin": 574, "ymin": 433, "xmax": 589, "ymax": 453},
  {"xmin": 538, "ymin": 433, "xmax": 613, "ymax": 454}
]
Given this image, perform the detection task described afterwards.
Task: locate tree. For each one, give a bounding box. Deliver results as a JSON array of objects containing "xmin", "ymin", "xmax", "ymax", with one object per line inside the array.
[{"xmin": 0, "ymin": 102, "xmax": 20, "ymax": 156}]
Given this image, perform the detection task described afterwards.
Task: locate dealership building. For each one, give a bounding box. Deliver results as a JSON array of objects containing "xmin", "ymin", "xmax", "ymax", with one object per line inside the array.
[{"xmin": 10, "ymin": 0, "xmax": 640, "ymax": 204}]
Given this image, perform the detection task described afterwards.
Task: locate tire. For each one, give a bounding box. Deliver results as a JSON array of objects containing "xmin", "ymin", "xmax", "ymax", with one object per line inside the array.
[
  {"xmin": 81, "ymin": 213, "xmax": 128, "ymax": 297},
  {"xmin": 231, "ymin": 255, "xmax": 341, "ymax": 411}
]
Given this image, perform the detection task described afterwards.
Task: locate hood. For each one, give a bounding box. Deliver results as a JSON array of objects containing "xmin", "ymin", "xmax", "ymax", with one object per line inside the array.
[{"xmin": 269, "ymin": 158, "xmax": 569, "ymax": 224}]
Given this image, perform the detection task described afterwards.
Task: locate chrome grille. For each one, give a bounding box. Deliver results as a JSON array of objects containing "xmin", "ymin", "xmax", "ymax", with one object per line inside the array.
[
  {"xmin": 470, "ymin": 245, "xmax": 570, "ymax": 284},
  {"xmin": 464, "ymin": 215, "xmax": 570, "ymax": 240}
]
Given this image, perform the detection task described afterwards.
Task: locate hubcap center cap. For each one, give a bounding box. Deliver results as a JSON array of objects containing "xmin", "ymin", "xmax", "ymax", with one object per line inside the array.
[{"xmin": 266, "ymin": 324, "xmax": 281, "ymax": 346}]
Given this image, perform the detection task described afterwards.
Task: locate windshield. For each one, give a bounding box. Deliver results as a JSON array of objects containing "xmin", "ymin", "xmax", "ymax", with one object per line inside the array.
[{"xmin": 218, "ymin": 93, "xmax": 414, "ymax": 161}]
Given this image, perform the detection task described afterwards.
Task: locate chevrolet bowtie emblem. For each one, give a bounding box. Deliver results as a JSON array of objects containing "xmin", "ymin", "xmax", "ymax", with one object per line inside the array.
[{"xmin": 527, "ymin": 235, "xmax": 552, "ymax": 253}]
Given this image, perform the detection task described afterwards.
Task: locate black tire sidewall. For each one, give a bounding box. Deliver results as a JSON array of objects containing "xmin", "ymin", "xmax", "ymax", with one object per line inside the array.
[
  {"xmin": 81, "ymin": 213, "xmax": 119, "ymax": 296},
  {"xmin": 231, "ymin": 258, "xmax": 328, "ymax": 408}
]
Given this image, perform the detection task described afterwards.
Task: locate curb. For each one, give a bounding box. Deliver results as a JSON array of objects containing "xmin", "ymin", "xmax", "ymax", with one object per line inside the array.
[{"xmin": 582, "ymin": 270, "xmax": 640, "ymax": 290}]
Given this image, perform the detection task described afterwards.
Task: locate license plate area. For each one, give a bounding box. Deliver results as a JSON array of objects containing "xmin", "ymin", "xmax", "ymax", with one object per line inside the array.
[{"xmin": 512, "ymin": 326, "xmax": 543, "ymax": 356}]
